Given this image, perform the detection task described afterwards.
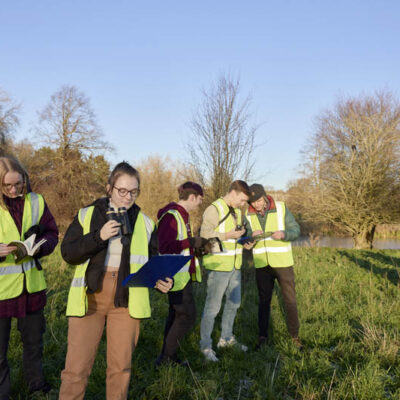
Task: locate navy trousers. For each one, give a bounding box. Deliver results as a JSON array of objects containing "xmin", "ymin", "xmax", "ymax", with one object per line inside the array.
[
  {"xmin": 160, "ymin": 282, "xmax": 196, "ymax": 360},
  {"xmin": 256, "ymin": 266, "xmax": 299, "ymax": 339}
]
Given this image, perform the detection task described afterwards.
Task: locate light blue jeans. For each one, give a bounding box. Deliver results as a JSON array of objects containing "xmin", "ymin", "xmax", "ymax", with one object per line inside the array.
[{"xmin": 200, "ymin": 269, "xmax": 241, "ymax": 350}]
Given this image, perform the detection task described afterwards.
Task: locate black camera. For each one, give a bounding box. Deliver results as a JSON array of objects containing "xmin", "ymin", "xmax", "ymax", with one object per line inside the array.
[
  {"xmin": 106, "ymin": 207, "xmax": 132, "ymax": 243},
  {"xmin": 209, "ymin": 237, "xmax": 223, "ymax": 252},
  {"xmin": 193, "ymin": 237, "xmax": 222, "ymax": 258}
]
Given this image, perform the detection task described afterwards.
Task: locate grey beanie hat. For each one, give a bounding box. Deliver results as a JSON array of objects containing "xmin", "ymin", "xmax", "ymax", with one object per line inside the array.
[{"xmin": 248, "ymin": 184, "xmax": 267, "ymax": 203}]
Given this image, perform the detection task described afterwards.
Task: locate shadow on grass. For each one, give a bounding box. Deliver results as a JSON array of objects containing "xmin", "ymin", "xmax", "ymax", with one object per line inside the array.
[
  {"xmin": 338, "ymin": 250, "xmax": 400, "ymax": 286},
  {"xmin": 348, "ymin": 317, "xmax": 364, "ymax": 342}
]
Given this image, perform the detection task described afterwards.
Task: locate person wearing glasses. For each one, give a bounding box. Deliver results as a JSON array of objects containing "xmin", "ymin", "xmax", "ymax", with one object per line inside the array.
[
  {"xmin": 0, "ymin": 156, "xmax": 58, "ymax": 398},
  {"xmin": 59, "ymin": 161, "xmax": 172, "ymax": 400}
]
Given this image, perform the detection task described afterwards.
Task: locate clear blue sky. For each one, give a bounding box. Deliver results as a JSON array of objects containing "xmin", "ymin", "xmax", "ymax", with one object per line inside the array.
[{"xmin": 1, "ymin": 0, "xmax": 399, "ymax": 189}]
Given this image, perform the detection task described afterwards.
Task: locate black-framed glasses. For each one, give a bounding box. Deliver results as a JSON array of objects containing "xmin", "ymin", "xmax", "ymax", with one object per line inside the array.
[
  {"xmin": 113, "ymin": 186, "xmax": 140, "ymax": 198},
  {"xmin": 3, "ymin": 181, "xmax": 24, "ymax": 191}
]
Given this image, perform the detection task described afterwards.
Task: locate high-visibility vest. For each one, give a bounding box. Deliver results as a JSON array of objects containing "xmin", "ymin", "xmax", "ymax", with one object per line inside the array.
[
  {"xmin": 158, "ymin": 209, "xmax": 201, "ymax": 292},
  {"xmin": 0, "ymin": 193, "xmax": 46, "ymax": 300},
  {"xmin": 65, "ymin": 206, "xmax": 155, "ymax": 318},
  {"xmin": 202, "ymin": 198, "xmax": 243, "ymax": 271},
  {"xmin": 245, "ymin": 201, "xmax": 294, "ymax": 268}
]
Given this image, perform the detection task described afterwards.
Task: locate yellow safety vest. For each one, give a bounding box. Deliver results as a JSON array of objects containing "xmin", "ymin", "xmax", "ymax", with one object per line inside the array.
[
  {"xmin": 158, "ymin": 209, "xmax": 201, "ymax": 292},
  {"xmin": 245, "ymin": 201, "xmax": 294, "ymax": 268},
  {"xmin": 0, "ymin": 193, "xmax": 46, "ymax": 300},
  {"xmin": 202, "ymin": 198, "xmax": 243, "ymax": 271},
  {"xmin": 65, "ymin": 206, "xmax": 155, "ymax": 318}
]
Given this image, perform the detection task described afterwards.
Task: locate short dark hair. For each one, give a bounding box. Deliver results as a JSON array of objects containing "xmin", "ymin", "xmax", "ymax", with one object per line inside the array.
[
  {"xmin": 228, "ymin": 180, "xmax": 250, "ymax": 197},
  {"xmin": 178, "ymin": 181, "xmax": 204, "ymax": 200},
  {"xmin": 107, "ymin": 161, "xmax": 140, "ymax": 196}
]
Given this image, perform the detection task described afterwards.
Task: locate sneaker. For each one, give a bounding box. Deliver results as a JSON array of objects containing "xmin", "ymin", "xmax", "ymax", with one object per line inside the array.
[
  {"xmin": 292, "ymin": 337, "xmax": 304, "ymax": 351},
  {"xmin": 217, "ymin": 336, "xmax": 248, "ymax": 352},
  {"xmin": 201, "ymin": 348, "xmax": 219, "ymax": 362}
]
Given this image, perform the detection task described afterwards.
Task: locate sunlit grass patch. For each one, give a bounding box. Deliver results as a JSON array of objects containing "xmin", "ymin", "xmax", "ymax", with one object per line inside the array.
[{"xmin": 6, "ymin": 247, "xmax": 400, "ymax": 399}]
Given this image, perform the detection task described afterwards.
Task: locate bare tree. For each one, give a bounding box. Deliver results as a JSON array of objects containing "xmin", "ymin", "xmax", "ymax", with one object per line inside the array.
[
  {"xmin": 0, "ymin": 88, "xmax": 20, "ymax": 155},
  {"xmin": 33, "ymin": 85, "xmax": 112, "ymax": 229},
  {"xmin": 187, "ymin": 74, "xmax": 258, "ymax": 200},
  {"xmin": 296, "ymin": 91, "xmax": 400, "ymax": 249},
  {"xmin": 36, "ymin": 85, "xmax": 109, "ymax": 155}
]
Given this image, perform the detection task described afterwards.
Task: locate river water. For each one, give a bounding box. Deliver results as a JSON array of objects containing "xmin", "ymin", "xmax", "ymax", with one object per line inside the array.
[{"xmin": 293, "ymin": 236, "xmax": 400, "ymax": 250}]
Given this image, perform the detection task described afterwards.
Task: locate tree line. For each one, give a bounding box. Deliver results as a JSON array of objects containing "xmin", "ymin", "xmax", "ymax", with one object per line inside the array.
[{"xmin": 1, "ymin": 77, "xmax": 400, "ymax": 248}]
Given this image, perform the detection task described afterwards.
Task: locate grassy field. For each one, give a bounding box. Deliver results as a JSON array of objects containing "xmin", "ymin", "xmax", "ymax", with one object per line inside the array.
[{"xmin": 6, "ymin": 247, "xmax": 400, "ymax": 399}]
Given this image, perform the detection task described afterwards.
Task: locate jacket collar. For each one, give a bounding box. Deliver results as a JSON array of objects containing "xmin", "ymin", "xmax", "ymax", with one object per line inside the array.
[{"xmin": 247, "ymin": 195, "xmax": 276, "ymax": 215}]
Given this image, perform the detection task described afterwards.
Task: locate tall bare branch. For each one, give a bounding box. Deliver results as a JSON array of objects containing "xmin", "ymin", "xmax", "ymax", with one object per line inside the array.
[
  {"xmin": 187, "ymin": 74, "xmax": 258, "ymax": 200},
  {"xmin": 0, "ymin": 88, "xmax": 20, "ymax": 155}
]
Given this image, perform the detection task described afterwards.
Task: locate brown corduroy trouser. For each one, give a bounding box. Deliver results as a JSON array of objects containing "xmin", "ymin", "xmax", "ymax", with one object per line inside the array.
[{"xmin": 59, "ymin": 271, "xmax": 140, "ymax": 400}]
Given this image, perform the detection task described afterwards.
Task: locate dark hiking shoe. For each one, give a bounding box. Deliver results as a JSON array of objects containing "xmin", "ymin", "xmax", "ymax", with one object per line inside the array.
[
  {"xmin": 155, "ymin": 354, "xmax": 189, "ymax": 368},
  {"xmin": 29, "ymin": 381, "xmax": 51, "ymax": 395},
  {"xmin": 255, "ymin": 336, "xmax": 268, "ymax": 350}
]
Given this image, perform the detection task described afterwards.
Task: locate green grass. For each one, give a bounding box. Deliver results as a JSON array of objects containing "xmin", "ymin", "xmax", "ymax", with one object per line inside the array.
[{"xmin": 7, "ymin": 247, "xmax": 400, "ymax": 399}]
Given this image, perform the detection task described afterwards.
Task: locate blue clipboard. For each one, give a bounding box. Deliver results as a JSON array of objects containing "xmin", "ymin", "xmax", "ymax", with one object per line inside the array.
[
  {"xmin": 237, "ymin": 236, "xmax": 252, "ymax": 244},
  {"xmin": 238, "ymin": 232, "xmax": 273, "ymax": 244},
  {"xmin": 122, "ymin": 255, "xmax": 192, "ymax": 288}
]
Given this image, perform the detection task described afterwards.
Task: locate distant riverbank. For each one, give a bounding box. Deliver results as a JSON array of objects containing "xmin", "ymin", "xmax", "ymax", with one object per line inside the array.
[{"xmin": 294, "ymin": 236, "xmax": 400, "ymax": 249}]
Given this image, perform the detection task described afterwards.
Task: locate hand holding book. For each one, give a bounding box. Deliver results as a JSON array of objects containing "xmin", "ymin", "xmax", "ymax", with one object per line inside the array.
[
  {"xmin": 0, "ymin": 243, "xmax": 18, "ymax": 262},
  {"xmin": 8, "ymin": 234, "xmax": 47, "ymax": 262}
]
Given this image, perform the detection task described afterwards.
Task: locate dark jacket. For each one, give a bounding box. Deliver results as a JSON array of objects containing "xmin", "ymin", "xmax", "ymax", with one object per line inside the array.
[{"xmin": 61, "ymin": 197, "xmax": 158, "ymax": 308}]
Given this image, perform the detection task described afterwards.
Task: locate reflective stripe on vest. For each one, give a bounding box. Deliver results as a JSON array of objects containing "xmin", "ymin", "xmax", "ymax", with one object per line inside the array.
[
  {"xmin": 142, "ymin": 214, "xmax": 154, "ymax": 243},
  {"xmin": 29, "ymin": 193, "xmax": 41, "ymax": 226},
  {"xmin": 158, "ymin": 209, "xmax": 201, "ymax": 292},
  {"xmin": 66, "ymin": 206, "xmax": 154, "ymax": 318},
  {"xmin": 0, "ymin": 193, "xmax": 46, "ymax": 300},
  {"xmin": 130, "ymin": 254, "xmax": 148, "ymax": 264},
  {"xmin": 65, "ymin": 206, "xmax": 94, "ymax": 316},
  {"xmin": 128, "ymin": 212, "xmax": 154, "ymax": 268},
  {"xmin": 245, "ymin": 201, "xmax": 294, "ymax": 268},
  {"xmin": 202, "ymin": 198, "xmax": 243, "ymax": 271},
  {"xmin": 0, "ymin": 260, "xmax": 38, "ymax": 275},
  {"xmin": 0, "ymin": 260, "xmax": 37, "ymax": 276},
  {"xmin": 70, "ymin": 276, "xmax": 86, "ymax": 287},
  {"xmin": 128, "ymin": 212, "xmax": 154, "ymax": 318}
]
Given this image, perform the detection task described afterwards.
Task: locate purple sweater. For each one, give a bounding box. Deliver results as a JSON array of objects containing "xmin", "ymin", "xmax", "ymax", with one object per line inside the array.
[{"xmin": 0, "ymin": 194, "xmax": 59, "ymax": 318}]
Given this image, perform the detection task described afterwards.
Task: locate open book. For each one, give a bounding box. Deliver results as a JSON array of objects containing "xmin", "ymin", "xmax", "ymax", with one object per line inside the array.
[{"xmin": 8, "ymin": 234, "xmax": 47, "ymax": 262}]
